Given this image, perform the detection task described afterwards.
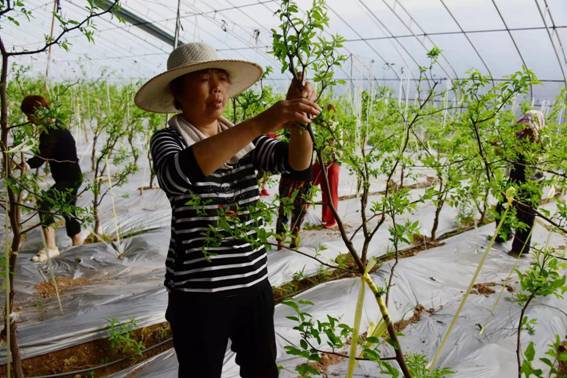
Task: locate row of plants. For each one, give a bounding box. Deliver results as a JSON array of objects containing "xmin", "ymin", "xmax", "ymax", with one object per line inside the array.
[
  {"xmin": 206, "ymin": 0, "xmax": 567, "ymax": 377},
  {"xmin": 1, "ymin": 0, "xmax": 566, "ymax": 376}
]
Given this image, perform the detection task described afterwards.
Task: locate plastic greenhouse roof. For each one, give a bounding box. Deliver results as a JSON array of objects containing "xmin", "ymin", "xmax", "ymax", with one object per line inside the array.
[{"xmin": 3, "ymin": 0, "xmax": 567, "ymax": 102}]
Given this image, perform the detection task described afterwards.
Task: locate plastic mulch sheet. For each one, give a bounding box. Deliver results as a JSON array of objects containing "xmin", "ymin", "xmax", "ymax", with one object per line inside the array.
[{"xmin": 111, "ymin": 219, "xmax": 566, "ymax": 377}]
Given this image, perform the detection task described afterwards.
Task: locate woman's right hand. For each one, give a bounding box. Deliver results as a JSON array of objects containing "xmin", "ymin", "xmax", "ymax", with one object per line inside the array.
[{"xmin": 254, "ymin": 98, "xmax": 321, "ymax": 134}]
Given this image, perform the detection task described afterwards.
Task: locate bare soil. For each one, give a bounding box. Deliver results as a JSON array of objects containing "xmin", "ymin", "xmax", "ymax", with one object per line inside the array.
[
  {"xmin": 0, "ymin": 323, "xmax": 171, "ymax": 377},
  {"xmin": 471, "ymin": 282, "xmax": 514, "ymax": 297},
  {"xmin": 35, "ymin": 276, "xmax": 95, "ymax": 298},
  {"xmin": 394, "ymin": 304, "xmax": 436, "ymax": 332},
  {"xmin": 308, "ymin": 353, "xmax": 345, "ymax": 376}
]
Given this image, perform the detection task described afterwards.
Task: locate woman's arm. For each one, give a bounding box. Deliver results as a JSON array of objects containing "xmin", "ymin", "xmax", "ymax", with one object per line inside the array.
[
  {"xmin": 287, "ymin": 125, "xmax": 313, "ymax": 171},
  {"xmin": 192, "ymin": 98, "xmax": 319, "ymax": 176},
  {"xmin": 286, "ymin": 78, "xmax": 315, "ymax": 171}
]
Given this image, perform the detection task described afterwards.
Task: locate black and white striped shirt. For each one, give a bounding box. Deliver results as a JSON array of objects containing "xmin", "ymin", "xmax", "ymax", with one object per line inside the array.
[{"xmin": 151, "ymin": 127, "xmax": 309, "ymax": 293}]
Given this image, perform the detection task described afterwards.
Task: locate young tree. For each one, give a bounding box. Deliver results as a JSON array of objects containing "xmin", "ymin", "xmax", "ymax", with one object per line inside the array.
[
  {"xmin": 270, "ymin": 0, "xmax": 420, "ymax": 375},
  {"xmin": 0, "ymin": 2, "xmax": 120, "ymax": 375},
  {"xmin": 229, "ymin": 66, "xmax": 276, "ymax": 124},
  {"xmin": 88, "ymin": 82, "xmax": 139, "ymax": 238},
  {"xmin": 514, "ymin": 249, "xmax": 566, "ymax": 378}
]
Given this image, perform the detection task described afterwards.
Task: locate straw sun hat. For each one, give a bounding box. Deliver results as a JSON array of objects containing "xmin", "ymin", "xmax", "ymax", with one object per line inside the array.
[{"xmin": 135, "ymin": 42, "xmax": 263, "ymax": 113}]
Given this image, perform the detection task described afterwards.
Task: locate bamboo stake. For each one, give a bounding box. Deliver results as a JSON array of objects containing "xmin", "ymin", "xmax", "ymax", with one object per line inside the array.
[
  {"xmin": 363, "ymin": 272, "xmax": 412, "ymax": 378},
  {"xmin": 479, "ymin": 225, "xmax": 539, "ymax": 336},
  {"xmin": 347, "ymin": 260, "xmax": 375, "ymax": 378},
  {"xmin": 429, "ymin": 187, "xmax": 516, "ymax": 369},
  {"xmin": 43, "ymin": 0, "xmax": 58, "ymax": 90}
]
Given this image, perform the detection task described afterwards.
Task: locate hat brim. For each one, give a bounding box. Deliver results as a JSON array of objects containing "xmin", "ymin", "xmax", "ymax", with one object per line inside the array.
[{"xmin": 134, "ymin": 60, "xmax": 263, "ymax": 113}]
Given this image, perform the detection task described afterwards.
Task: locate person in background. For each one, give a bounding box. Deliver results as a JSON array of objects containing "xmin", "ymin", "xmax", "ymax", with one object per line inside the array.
[
  {"xmin": 136, "ymin": 42, "xmax": 319, "ymax": 377},
  {"xmin": 495, "ymin": 110, "xmax": 546, "ymax": 257},
  {"xmin": 21, "ymin": 95, "xmax": 83, "ymax": 262},
  {"xmin": 312, "ymin": 137, "xmax": 341, "ymax": 228},
  {"xmin": 275, "ymin": 167, "xmax": 313, "ymax": 250}
]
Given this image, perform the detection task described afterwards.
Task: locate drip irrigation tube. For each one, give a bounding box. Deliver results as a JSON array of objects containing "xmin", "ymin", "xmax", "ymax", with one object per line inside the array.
[{"xmin": 29, "ymin": 337, "xmax": 173, "ymax": 378}]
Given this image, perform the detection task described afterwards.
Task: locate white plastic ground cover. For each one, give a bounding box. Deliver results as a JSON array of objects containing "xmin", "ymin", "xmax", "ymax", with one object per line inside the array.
[
  {"xmin": 0, "ymin": 141, "xmax": 450, "ymax": 362},
  {"xmin": 111, "ymin": 218, "xmax": 566, "ymax": 377},
  {"xmin": 0, "ymin": 181, "xmax": 459, "ymax": 363},
  {"xmin": 0, "ymin": 132, "xmax": 560, "ymax": 364},
  {"xmin": 0, "ymin": 179, "xmax": 559, "ymax": 363},
  {"xmin": 268, "ymin": 186, "xmax": 461, "ymax": 287}
]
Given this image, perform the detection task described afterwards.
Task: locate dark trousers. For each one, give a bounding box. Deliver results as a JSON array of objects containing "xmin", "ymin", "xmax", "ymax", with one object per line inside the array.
[
  {"xmin": 495, "ymin": 189, "xmax": 538, "ymax": 254},
  {"xmin": 38, "ymin": 180, "xmax": 82, "ymax": 237},
  {"xmin": 166, "ymin": 280, "xmax": 278, "ymax": 378},
  {"xmin": 276, "ymin": 177, "xmax": 312, "ymax": 248}
]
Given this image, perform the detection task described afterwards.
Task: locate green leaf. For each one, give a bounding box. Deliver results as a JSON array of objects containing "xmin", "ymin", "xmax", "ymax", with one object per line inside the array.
[{"xmin": 524, "ymin": 342, "xmax": 536, "ymax": 362}]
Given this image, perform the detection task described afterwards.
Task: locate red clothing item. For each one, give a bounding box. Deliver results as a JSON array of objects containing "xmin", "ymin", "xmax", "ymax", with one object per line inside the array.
[{"xmin": 312, "ymin": 162, "xmax": 340, "ymax": 227}]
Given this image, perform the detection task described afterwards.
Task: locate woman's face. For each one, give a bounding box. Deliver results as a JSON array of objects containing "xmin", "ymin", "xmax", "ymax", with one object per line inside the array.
[{"xmin": 175, "ymin": 69, "xmax": 231, "ymax": 124}]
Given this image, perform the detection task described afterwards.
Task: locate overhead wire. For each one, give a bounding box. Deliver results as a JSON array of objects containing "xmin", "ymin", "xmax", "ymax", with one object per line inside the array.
[
  {"xmin": 386, "ymin": 0, "xmax": 458, "ymax": 80},
  {"xmin": 439, "ymin": 0, "xmax": 495, "ymax": 85},
  {"xmin": 178, "ymin": 0, "xmax": 278, "ymax": 69},
  {"xmin": 188, "ymin": 0, "xmax": 282, "ymax": 68},
  {"xmin": 355, "ymin": 0, "xmax": 416, "ymax": 76},
  {"xmin": 489, "ymin": 0, "xmax": 534, "ymax": 100},
  {"xmin": 542, "ymin": 0, "xmax": 567, "ymax": 72},
  {"xmin": 15, "ymin": 0, "xmax": 172, "ymax": 79},
  {"xmin": 534, "ymin": 0, "xmax": 567, "ymax": 84},
  {"xmin": 9, "ymin": 0, "xmax": 567, "ymax": 98},
  {"xmin": 355, "ymin": 0, "xmax": 422, "ymax": 101},
  {"xmin": 342, "ymin": 25, "xmax": 567, "ymax": 41}
]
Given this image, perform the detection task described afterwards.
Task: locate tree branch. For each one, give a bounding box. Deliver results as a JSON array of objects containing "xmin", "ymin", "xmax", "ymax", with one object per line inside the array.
[
  {"xmin": 0, "ymin": 0, "xmax": 13, "ymax": 18},
  {"xmin": 265, "ymin": 242, "xmax": 346, "ymax": 271},
  {"xmin": 7, "ymin": 1, "xmax": 120, "ymax": 57}
]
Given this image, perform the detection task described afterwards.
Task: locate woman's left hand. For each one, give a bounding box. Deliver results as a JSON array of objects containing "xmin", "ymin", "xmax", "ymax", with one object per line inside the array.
[{"xmin": 286, "ymin": 74, "xmax": 317, "ymax": 102}]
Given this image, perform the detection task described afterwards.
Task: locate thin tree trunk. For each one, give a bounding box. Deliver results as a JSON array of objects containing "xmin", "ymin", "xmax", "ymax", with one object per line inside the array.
[
  {"xmin": 516, "ymin": 294, "xmax": 534, "ymax": 378},
  {"xmin": 478, "ymin": 187, "xmax": 490, "ymax": 224},
  {"xmin": 1, "ymin": 45, "xmax": 25, "ymax": 378},
  {"xmin": 90, "ymin": 134, "xmax": 98, "ymax": 171},
  {"xmin": 431, "ymin": 197, "xmax": 444, "ymax": 241},
  {"xmin": 310, "ymin": 130, "xmax": 412, "ymax": 377},
  {"xmin": 93, "ymin": 187, "xmax": 102, "ymax": 236},
  {"xmin": 385, "ymin": 213, "xmax": 400, "ymax": 306},
  {"xmin": 93, "ymin": 161, "xmax": 102, "ymax": 236},
  {"xmin": 147, "ymin": 148, "xmax": 155, "ymax": 188}
]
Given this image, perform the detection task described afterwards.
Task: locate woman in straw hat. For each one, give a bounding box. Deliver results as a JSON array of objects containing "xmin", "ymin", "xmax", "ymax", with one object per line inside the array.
[
  {"xmin": 135, "ymin": 42, "xmax": 320, "ymax": 377},
  {"xmin": 494, "ymin": 110, "xmax": 546, "ymax": 257}
]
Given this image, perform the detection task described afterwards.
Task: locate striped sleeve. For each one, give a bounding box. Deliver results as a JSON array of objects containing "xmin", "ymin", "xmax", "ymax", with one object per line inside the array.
[
  {"xmin": 252, "ymin": 135, "xmax": 312, "ymax": 180},
  {"xmin": 150, "ymin": 129, "xmax": 205, "ymax": 196}
]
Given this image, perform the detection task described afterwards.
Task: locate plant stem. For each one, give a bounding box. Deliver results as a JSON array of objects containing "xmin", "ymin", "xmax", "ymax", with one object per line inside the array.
[
  {"xmin": 363, "ymin": 275, "xmax": 413, "ymax": 378},
  {"xmin": 0, "ymin": 36, "xmax": 25, "ymax": 378},
  {"xmin": 307, "ymin": 126, "xmax": 364, "ymax": 272},
  {"xmin": 516, "ymin": 294, "xmax": 535, "ymax": 378},
  {"xmin": 385, "ymin": 212, "xmax": 400, "ymax": 307}
]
